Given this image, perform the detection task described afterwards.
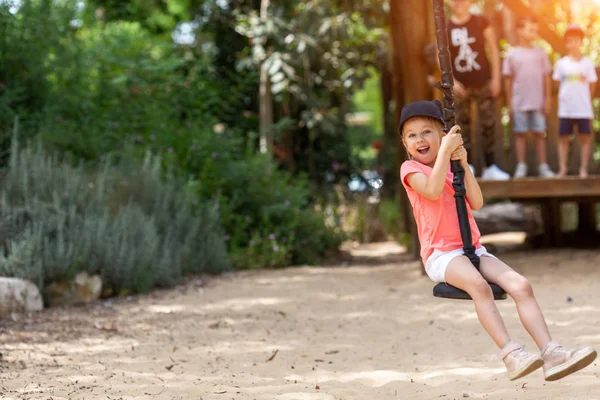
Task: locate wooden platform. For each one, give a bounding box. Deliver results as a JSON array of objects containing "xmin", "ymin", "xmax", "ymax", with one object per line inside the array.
[
  {"xmin": 477, "ymin": 176, "xmax": 600, "ymax": 247},
  {"xmin": 478, "ymin": 176, "xmax": 600, "ymax": 200}
]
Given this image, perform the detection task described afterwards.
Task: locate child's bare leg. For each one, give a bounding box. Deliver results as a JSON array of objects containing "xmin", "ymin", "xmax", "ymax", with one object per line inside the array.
[
  {"xmin": 578, "ymin": 133, "xmax": 592, "ymax": 178},
  {"xmin": 480, "ymin": 256, "xmax": 552, "ymax": 350},
  {"xmin": 535, "ymin": 133, "xmax": 548, "ymax": 164},
  {"xmin": 557, "ymin": 135, "xmax": 570, "ymax": 177},
  {"xmin": 445, "ymin": 256, "xmax": 511, "ymax": 348}
]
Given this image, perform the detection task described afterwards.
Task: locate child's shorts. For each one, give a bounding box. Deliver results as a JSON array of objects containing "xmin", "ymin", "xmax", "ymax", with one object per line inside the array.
[
  {"xmin": 513, "ymin": 110, "xmax": 546, "ymax": 133},
  {"xmin": 425, "ymin": 246, "xmax": 497, "ymax": 283},
  {"xmin": 559, "ymin": 118, "xmax": 592, "ymax": 135}
]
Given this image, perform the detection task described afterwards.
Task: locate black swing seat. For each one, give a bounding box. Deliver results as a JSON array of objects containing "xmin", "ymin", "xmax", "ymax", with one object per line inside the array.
[{"xmin": 433, "ymin": 282, "xmax": 507, "ymax": 300}]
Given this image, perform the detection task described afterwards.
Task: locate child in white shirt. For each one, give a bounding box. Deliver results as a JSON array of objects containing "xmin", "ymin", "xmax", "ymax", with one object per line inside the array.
[{"xmin": 552, "ymin": 24, "xmax": 598, "ymax": 178}]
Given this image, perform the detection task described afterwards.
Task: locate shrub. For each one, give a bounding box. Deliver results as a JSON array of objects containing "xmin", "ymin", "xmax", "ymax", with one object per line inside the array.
[
  {"xmin": 0, "ymin": 1, "xmax": 344, "ymax": 273},
  {"xmin": 177, "ymin": 127, "xmax": 345, "ymax": 269},
  {"xmin": 0, "ymin": 134, "xmax": 230, "ymax": 297}
]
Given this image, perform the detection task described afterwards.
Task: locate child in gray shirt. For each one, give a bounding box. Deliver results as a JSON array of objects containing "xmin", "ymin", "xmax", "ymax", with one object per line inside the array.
[{"xmin": 502, "ymin": 16, "xmax": 555, "ymax": 178}]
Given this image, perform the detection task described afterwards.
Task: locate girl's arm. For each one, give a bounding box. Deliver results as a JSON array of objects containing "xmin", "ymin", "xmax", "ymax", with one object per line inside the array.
[
  {"xmin": 449, "ymin": 146, "xmax": 484, "ymax": 210},
  {"xmin": 405, "ymin": 157, "xmax": 451, "ymax": 201},
  {"xmin": 406, "ymin": 127, "xmax": 463, "ymax": 201},
  {"xmin": 462, "ymin": 158, "xmax": 484, "ymax": 210}
]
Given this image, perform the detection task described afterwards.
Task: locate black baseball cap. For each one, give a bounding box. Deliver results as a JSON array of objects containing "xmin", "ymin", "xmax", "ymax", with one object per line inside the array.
[{"xmin": 398, "ymin": 100, "xmax": 446, "ymax": 135}]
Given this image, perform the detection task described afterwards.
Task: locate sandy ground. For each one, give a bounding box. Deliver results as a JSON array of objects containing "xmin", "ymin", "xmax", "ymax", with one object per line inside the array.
[{"xmin": 1, "ymin": 237, "xmax": 600, "ymax": 400}]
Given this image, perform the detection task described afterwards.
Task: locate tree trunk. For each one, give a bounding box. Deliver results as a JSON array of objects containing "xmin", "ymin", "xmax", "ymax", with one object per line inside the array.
[
  {"xmin": 389, "ymin": 0, "xmax": 434, "ymax": 262},
  {"xmin": 378, "ymin": 59, "xmax": 399, "ymax": 201},
  {"xmin": 259, "ymin": 0, "xmax": 273, "ymax": 155},
  {"xmin": 259, "ymin": 65, "xmax": 273, "ymax": 154},
  {"xmin": 389, "ymin": 0, "xmax": 433, "ymax": 107}
]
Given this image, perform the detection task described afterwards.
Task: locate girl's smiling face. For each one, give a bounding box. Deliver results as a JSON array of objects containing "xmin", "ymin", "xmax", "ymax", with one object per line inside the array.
[{"xmin": 402, "ymin": 117, "xmax": 443, "ymax": 167}]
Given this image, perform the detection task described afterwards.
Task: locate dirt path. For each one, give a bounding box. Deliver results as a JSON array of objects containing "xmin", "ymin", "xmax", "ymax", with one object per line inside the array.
[{"xmin": 1, "ymin": 241, "xmax": 599, "ymax": 400}]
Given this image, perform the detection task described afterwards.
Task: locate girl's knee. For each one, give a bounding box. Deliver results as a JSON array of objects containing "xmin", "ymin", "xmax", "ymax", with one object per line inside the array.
[
  {"xmin": 467, "ymin": 277, "xmax": 494, "ymax": 299},
  {"xmin": 506, "ymin": 275, "xmax": 534, "ymax": 298}
]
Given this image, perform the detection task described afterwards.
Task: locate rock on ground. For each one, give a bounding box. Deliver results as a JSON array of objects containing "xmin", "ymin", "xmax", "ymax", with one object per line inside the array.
[{"xmin": 0, "ymin": 277, "xmax": 43, "ymax": 317}]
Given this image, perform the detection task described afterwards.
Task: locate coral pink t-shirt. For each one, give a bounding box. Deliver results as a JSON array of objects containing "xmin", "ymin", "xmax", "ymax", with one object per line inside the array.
[{"xmin": 400, "ymin": 160, "xmax": 481, "ymax": 265}]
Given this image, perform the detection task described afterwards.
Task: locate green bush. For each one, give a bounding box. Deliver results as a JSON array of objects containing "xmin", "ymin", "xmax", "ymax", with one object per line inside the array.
[
  {"xmin": 0, "ymin": 134, "xmax": 230, "ymax": 297},
  {"xmin": 0, "ymin": 1, "xmax": 344, "ymax": 273},
  {"xmin": 181, "ymin": 128, "xmax": 345, "ymax": 269},
  {"xmin": 91, "ymin": 112, "xmax": 345, "ymax": 270}
]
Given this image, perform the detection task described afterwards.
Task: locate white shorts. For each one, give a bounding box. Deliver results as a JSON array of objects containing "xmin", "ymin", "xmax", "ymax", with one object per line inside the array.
[{"xmin": 425, "ymin": 246, "xmax": 497, "ymax": 283}]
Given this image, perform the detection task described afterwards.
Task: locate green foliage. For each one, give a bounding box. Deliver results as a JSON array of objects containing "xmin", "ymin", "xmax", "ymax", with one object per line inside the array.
[
  {"xmin": 235, "ymin": 0, "xmax": 388, "ymax": 184},
  {"xmin": 86, "ymin": 0, "xmax": 202, "ymax": 35},
  {"xmin": 377, "ymin": 197, "xmax": 406, "ymax": 243},
  {"xmin": 0, "ymin": 133, "xmax": 230, "ymax": 296},
  {"xmin": 0, "ymin": 0, "xmax": 351, "ymax": 277},
  {"xmin": 35, "ymin": 17, "xmax": 255, "ymax": 160},
  {"xmin": 181, "ymin": 127, "xmax": 345, "ymax": 269},
  {"xmin": 352, "ymin": 68, "xmax": 383, "ymax": 136},
  {"xmin": 0, "ymin": 0, "xmax": 257, "ymax": 162},
  {"xmin": 0, "ymin": 0, "xmax": 83, "ymax": 153}
]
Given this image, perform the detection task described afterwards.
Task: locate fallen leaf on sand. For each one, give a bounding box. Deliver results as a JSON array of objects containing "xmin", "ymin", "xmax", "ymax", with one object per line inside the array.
[
  {"xmin": 267, "ymin": 349, "xmax": 279, "ymax": 362},
  {"xmin": 209, "ymin": 321, "xmax": 223, "ymax": 329}
]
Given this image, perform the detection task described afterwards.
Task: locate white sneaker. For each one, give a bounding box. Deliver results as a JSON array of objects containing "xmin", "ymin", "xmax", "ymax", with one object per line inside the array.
[
  {"xmin": 538, "ymin": 163, "xmax": 556, "ymax": 178},
  {"xmin": 500, "ymin": 340, "xmax": 544, "ymax": 381},
  {"xmin": 513, "ymin": 162, "xmax": 527, "ymax": 179},
  {"xmin": 542, "ymin": 341, "xmax": 597, "ymax": 381},
  {"xmin": 482, "ymin": 164, "xmax": 510, "ymax": 181}
]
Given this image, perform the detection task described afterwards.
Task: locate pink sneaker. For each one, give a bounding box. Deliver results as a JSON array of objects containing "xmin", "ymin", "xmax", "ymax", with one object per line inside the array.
[
  {"xmin": 541, "ymin": 341, "xmax": 597, "ymax": 381},
  {"xmin": 500, "ymin": 340, "xmax": 544, "ymax": 381}
]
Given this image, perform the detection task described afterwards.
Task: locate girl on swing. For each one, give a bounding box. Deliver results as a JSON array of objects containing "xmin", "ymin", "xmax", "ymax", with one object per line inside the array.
[{"xmin": 399, "ymin": 99, "xmax": 597, "ymax": 381}]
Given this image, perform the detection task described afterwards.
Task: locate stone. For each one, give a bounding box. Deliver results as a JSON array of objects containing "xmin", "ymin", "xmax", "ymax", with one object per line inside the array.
[
  {"xmin": 46, "ymin": 271, "xmax": 102, "ymax": 307},
  {"xmin": 0, "ymin": 277, "xmax": 43, "ymax": 317},
  {"xmin": 472, "ymin": 201, "xmax": 540, "ymax": 236}
]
